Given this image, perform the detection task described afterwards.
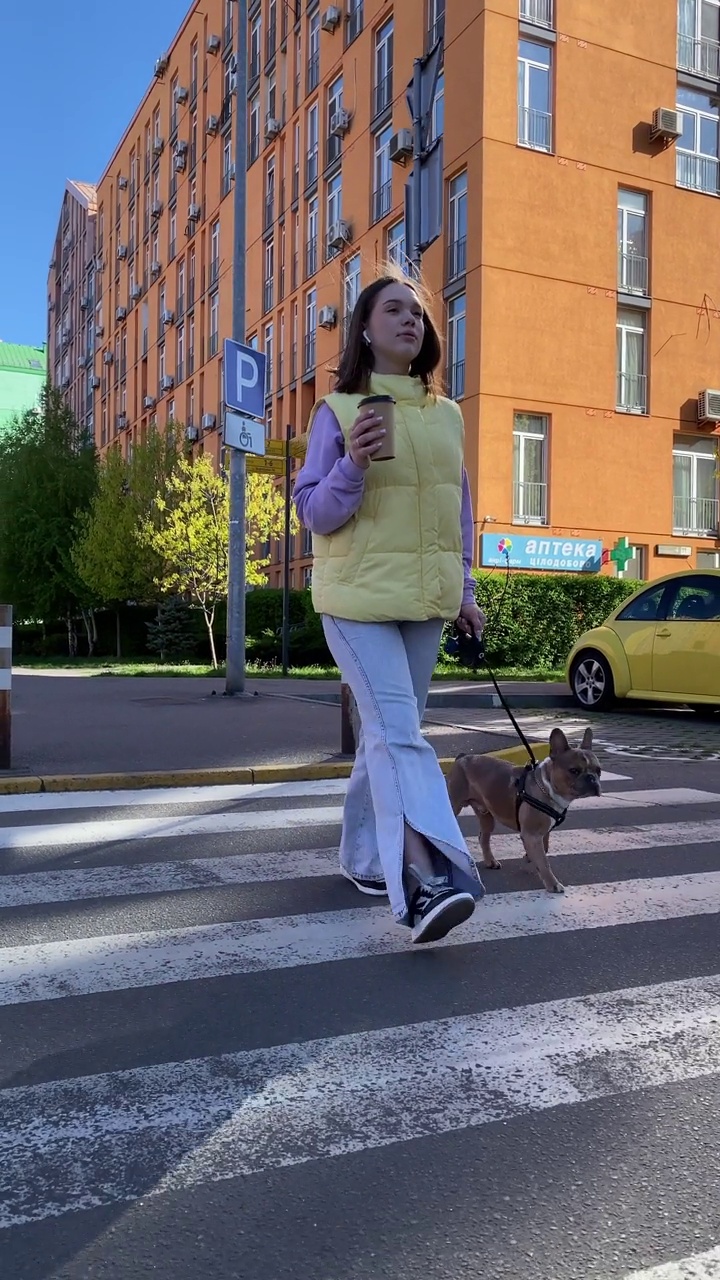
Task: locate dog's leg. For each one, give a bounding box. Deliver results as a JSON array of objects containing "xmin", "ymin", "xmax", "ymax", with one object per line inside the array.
[
  {"xmin": 520, "ymin": 831, "xmax": 564, "ymax": 893},
  {"xmin": 474, "ymin": 805, "xmax": 501, "ymax": 870}
]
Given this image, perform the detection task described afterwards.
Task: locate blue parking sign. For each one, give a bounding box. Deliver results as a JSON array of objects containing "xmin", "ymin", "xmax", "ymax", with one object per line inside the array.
[{"xmin": 223, "ymin": 338, "xmax": 266, "ymax": 421}]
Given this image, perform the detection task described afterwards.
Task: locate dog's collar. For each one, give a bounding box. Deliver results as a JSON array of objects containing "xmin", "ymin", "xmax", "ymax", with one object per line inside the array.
[
  {"xmin": 514, "ymin": 763, "xmax": 567, "ymax": 830},
  {"xmin": 535, "ymin": 760, "xmax": 570, "ymax": 813}
]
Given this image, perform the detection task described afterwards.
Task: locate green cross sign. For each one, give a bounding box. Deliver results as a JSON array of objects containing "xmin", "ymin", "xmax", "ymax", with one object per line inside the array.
[{"xmin": 610, "ymin": 537, "xmax": 635, "ymax": 573}]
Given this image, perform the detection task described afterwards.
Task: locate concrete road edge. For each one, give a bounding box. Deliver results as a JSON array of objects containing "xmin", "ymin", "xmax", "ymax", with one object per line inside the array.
[{"xmin": 0, "ymin": 743, "xmax": 551, "ymax": 794}]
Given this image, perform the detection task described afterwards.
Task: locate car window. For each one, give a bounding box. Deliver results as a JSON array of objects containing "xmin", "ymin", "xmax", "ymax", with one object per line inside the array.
[
  {"xmin": 616, "ymin": 583, "xmax": 667, "ymax": 622},
  {"xmin": 666, "ymin": 576, "xmax": 720, "ymax": 621}
]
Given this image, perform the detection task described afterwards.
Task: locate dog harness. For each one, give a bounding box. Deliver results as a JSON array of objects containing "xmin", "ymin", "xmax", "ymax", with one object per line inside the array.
[{"xmin": 514, "ymin": 764, "xmax": 568, "ymax": 831}]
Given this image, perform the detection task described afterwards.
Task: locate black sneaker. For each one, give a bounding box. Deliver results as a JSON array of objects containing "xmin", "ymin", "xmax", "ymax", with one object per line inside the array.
[
  {"xmin": 341, "ymin": 867, "xmax": 388, "ymax": 897},
  {"xmin": 408, "ymin": 872, "xmax": 476, "ymax": 944}
]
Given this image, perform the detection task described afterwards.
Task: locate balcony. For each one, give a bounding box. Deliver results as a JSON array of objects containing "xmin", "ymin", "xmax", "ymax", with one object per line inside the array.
[
  {"xmin": 209, "ymin": 330, "xmax": 219, "ymax": 357},
  {"xmin": 188, "ymin": 276, "xmax": 196, "ymax": 307},
  {"xmin": 222, "ymin": 168, "xmax": 234, "ymax": 197},
  {"xmin": 372, "ymin": 180, "xmax": 393, "ymax": 224},
  {"xmin": 264, "ymin": 193, "xmax": 274, "ymax": 230},
  {"xmin": 448, "ymin": 359, "xmax": 465, "ymax": 400},
  {"xmin": 673, "ymin": 495, "xmax": 720, "ymax": 536},
  {"xmin": 304, "ymin": 332, "xmax": 316, "ymax": 373},
  {"xmin": 373, "ymin": 72, "xmax": 393, "ymax": 120},
  {"xmin": 447, "ymin": 236, "xmax": 467, "ymax": 281},
  {"xmin": 513, "ymin": 481, "xmax": 548, "ymax": 525},
  {"xmin": 616, "ymin": 371, "xmax": 647, "ymax": 414},
  {"xmin": 618, "ymin": 251, "xmax": 649, "ymax": 296},
  {"xmin": 677, "ymin": 32, "xmax": 720, "ymax": 81},
  {"xmin": 176, "ymin": 293, "xmax": 185, "ymax": 319},
  {"xmin": 677, "ymin": 150, "xmax": 720, "ymax": 195},
  {"xmin": 265, "ymin": 22, "xmax": 276, "ymax": 65},
  {"xmin": 249, "ymin": 52, "xmax": 261, "ymax": 83},
  {"xmin": 223, "ymin": 16, "xmax": 233, "ymax": 48},
  {"xmin": 263, "ymin": 278, "xmax": 274, "ymax": 312},
  {"xmin": 188, "ymin": 347, "xmax": 195, "ymax": 376},
  {"xmin": 346, "ymin": 3, "xmax": 362, "ymax": 45},
  {"xmin": 176, "ymin": 360, "xmax": 184, "ymax": 385},
  {"xmin": 307, "ymin": 53, "xmax": 320, "ymax": 95},
  {"xmin": 306, "ymin": 146, "xmax": 319, "ymax": 188},
  {"xmin": 326, "ymin": 132, "xmax": 342, "ymax": 168},
  {"xmin": 305, "ymin": 238, "xmax": 318, "ymax": 278},
  {"xmin": 520, "ymin": 0, "xmax": 553, "ymax": 28},
  {"xmin": 210, "ymin": 257, "xmax": 220, "ymax": 287},
  {"xmin": 518, "ymin": 107, "xmax": 552, "ymax": 152}
]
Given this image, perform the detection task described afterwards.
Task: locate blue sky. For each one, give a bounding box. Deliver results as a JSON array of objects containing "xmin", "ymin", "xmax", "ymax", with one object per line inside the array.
[{"xmin": 0, "ymin": 0, "xmax": 190, "ymax": 348}]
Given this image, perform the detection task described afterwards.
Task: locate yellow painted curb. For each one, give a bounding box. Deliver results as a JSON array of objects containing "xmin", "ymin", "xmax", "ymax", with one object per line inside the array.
[{"xmin": 0, "ymin": 743, "xmax": 550, "ymax": 795}]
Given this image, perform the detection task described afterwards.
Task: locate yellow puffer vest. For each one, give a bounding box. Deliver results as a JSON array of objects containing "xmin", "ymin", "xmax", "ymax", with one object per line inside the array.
[{"xmin": 309, "ymin": 374, "xmax": 465, "ymax": 623}]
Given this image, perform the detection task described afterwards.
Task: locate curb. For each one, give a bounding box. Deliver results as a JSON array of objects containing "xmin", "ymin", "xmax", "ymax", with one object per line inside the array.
[{"xmin": 0, "ymin": 743, "xmax": 550, "ymax": 795}]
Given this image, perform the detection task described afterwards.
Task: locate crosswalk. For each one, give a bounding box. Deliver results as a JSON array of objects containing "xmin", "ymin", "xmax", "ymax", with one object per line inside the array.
[{"xmin": 2, "ymin": 767, "xmax": 720, "ymax": 1278}]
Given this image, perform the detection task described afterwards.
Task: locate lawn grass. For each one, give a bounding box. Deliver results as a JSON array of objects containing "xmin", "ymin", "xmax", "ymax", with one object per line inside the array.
[{"xmin": 14, "ymin": 656, "xmax": 566, "ymax": 681}]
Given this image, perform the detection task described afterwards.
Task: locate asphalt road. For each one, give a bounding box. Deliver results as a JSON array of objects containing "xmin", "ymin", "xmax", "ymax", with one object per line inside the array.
[{"xmin": 1, "ymin": 753, "xmax": 720, "ymax": 1279}]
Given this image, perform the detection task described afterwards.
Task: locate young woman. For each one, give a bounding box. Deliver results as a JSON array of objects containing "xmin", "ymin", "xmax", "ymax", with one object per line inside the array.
[{"xmin": 293, "ymin": 272, "xmax": 486, "ymax": 944}]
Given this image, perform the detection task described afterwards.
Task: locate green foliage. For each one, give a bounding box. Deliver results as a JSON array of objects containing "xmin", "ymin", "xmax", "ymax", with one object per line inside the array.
[{"xmin": 146, "ymin": 595, "xmax": 197, "ymax": 661}]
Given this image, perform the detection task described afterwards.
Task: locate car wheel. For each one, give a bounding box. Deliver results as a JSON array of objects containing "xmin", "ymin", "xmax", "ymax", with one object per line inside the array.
[{"xmin": 570, "ymin": 651, "xmax": 615, "ymax": 711}]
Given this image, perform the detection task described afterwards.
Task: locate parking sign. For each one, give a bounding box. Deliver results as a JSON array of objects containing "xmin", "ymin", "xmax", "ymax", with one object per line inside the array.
[{"xmin": 223, "ymin": 338, "xmax": 266, "ymax": 421}]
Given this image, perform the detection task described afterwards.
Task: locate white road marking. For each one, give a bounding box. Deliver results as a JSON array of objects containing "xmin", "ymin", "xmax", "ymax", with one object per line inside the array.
[
  {"xmin": 0, "ymin": 788, "xmax": 717, "ymax": 851},
  {"xmin": 1, "ymin": 973, "xmax": 720, "ymax": 1228},
  {"xmin": 1, "ymin": 870, "xmax": 719, "ymax": 1005},
  {"xmin": 623, "ymin": 1245, "xmax": 720, "ymax": 1278},
  {"xmin": 0, "ymin": 778, "xmax": 350, "ymax": 814},
  {"xmin": 3, "ymin": 819, "xmax": 720, "ymax": 908}
]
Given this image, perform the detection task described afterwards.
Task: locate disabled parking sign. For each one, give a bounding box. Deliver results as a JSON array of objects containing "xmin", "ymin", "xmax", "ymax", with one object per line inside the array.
[{"xmin": 223, "ymin": 338, "xmax": 266, "ymax": 455}]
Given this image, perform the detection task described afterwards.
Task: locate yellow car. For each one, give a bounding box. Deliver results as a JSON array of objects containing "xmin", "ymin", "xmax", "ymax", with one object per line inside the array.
[{"xmin": 566, "ymin": 569, "xmax": 720, "ymax": 713}]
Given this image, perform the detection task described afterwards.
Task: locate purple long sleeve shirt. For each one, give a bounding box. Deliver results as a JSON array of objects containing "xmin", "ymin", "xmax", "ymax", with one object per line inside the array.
[{"xmin": 293, "ymin": 402, "xmax": 477, "ymax": 606}]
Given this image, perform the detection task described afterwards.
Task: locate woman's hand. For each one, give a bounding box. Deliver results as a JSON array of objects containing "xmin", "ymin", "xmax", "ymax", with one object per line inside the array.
[
  {"xmin": 457, "ymin": 600, "xmax": 486, "ymax": 641},
  {"xmin": 348, "ymin": 407, "xmax": 386, "ymax": 470}
]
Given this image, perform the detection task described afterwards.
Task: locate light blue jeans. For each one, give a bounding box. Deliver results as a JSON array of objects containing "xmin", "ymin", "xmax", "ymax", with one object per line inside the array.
[{"xmin": 322, "ymin": 616, "xmax": 486, "ymax": 924}]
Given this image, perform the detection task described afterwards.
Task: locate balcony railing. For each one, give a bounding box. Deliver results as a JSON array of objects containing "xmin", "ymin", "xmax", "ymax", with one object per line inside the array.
[
  {"xmin": 188, "ymin": 276, "xmax": 196, "ymax": 308},
  {"xmin": 428, "ymin": 13, "xmax": 445, "ymax": 47},
  {"xmin": 263, "ymin": 278, "xmax": 274, "ymax": 312},
  {"xmin": 248, "ymin": 132, "xmax": 260, "ymax": 166},
  {"xmin": 618, "ymin": 251, "xmax": 648, "ymax": 296},
  {"xmin": 265, "ymin": 22, "xmax": 276, "ymax": 64},
  {"xmin": 292, "ymin": 165, "xmax": 300, "ymax": 203},
  {"xmin": 305, "ymin": 238, "xmax": 318, "ymax": 278},
  {"xmin": 290, "ymin": 341, "xmax": 297, "ymax": 382},
  {"xmin": 306, "ymin": 146, "xmax": 319, "ymax": 188},
  {"xmin": 677, "ymin": 32, "xmax": 720, "ymax": 81},
  {"xmin": 188, "ymin": 346, "xmax": 195, "ymax": 376},
  {"xmin": 326, "ymin": 133, "xmax": 342, "ymax": 167},
  {"xmin": 307, "ymin": 53, "xmax": 320, "ymax": 94},
  {"xmin": 176, "ymin": 293, "xmax": 184, "ymax": 319},
  {"xmin": 264, "ymin": 193, "xmax": 274, "ymax": 230},
  {"xmin": 673, "ymin": 496, "xmax": 720, "ymax": 536},
  {"xmin": 447, "ymin": 236, "xmax": 467, "ymax": 281},
  {"xmin": 304, "ymin": 332, "xmax": 316, "ymax": 373},
  {"xmin": 513, "ymin": 481, "xmax": 548, "ymax": 525},
  {"xmin": 210, "ymin": 257, "xmax": 220, "ymax": 287},
  {"xmin": 209, "ymin": 330, "xmax": 219, "ymax": 357},
  {"xmin": 176, "ymin": 360, "xmax": 184, "ymax": 385},
  {"xmin": 448, "ymin": 359, "xmax": 465, "ymax": 400},
  {"xmin": 249, "ymin": 52, "xmax": 261, "ymax": 83},
  {"xmin": 372, "ymin": 180, "xmax": 393, "ymax": 224},
  {"xmin": 616, "ymin": 371, "xmax": 647, "ymax": 413},
  {"xmin": 520, "ymin": 0, "xmax": 553, "ymax": 28},
  {"xmin": 373, "ymin": 71, "xmax": 393, "ymax": 119},
  {"xmin": 677, "ymin": 150, "xmax": 720, "ymax": 195},
  {"xmin": 346, "ymin": 3, "xmax": 363, "ymax": 45},
  {"xmin": 518, "ymin": 107, "xmax": 552, "ymax": 152}
]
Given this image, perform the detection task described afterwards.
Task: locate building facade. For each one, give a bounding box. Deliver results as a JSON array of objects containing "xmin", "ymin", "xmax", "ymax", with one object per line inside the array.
[
  {"xmin": 246, "ymin": 0, "xmax": 720, "ymax": 586},
  {"xmin": 47, "ymin": 182, "xmax": 98, "ymax": 440},
  {"xmin": 0, "ymin": 343, "xmax": 47, "ymax": 435}
]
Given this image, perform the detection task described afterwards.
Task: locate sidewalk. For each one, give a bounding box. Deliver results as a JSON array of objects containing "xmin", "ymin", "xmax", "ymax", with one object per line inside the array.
[{"xmin": 2, "ymin": 670, "xmax": 570, "ymax": 779}]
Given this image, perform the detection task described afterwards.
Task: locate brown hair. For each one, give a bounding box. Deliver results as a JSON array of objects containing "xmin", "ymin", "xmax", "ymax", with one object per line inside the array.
[{"xmin": 332, "ymin": 268, "xmax": 443, "ymax": 395}]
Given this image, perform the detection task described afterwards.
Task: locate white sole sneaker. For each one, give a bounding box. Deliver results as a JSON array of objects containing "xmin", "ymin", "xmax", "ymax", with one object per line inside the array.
[
  {"xmin": 340, "ymin": 867, "xmax": 389, "ymax": 897},
  {"xmin": 411, "ymin": 890, "xmax": 476, "ymax": 944}
]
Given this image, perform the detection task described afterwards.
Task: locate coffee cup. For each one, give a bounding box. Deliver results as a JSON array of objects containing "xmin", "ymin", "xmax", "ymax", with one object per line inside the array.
[{"xmin": 358, "ymin": 394, "xmax": 396, "ymax": 461}]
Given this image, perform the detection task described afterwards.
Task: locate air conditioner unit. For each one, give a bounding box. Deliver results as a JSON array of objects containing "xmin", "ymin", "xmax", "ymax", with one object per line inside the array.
[
  {"xmin": 201, "ymin": 412, "xmax": 217, "ymax": 430},
  {"xmin": 150, "ymin": 259, "xmax": 162, "ymax": 276},
  {"xmin": 116, "ymin": 306, "xmax": 127, "ymax": 320},
  {"xmin": 61, "ymin": 375, "xmax": 71, "ymax": 389},
  {"xmin": 77, "ymin": 355, "xmax": 87, "ymax": 369},
  {"xmin": 80, "ymin": 295, "xmax": 91, "ymax": 310},
  {"xmin": 161, "ymin": 309, "xmax": 175, "ymax": 325},
  {"xmin": 206, "ymin": 114, "xmax": 220, "ymax": 134},
  {"xmin": 118, "ymin": 176, "xmax": 128, "ymax": 190},
  {"xmin": 151, "ymin": 200, "xmax": 163, "ymax": 218},
  {"xmin": 175, "ymin": 85, "xmax": 189, "ymax": 103},
  {"xmin": 188, "ymin": 203, "xmax": 201, "ymax": 220},
  {"xmin": 389, "ymin": 129, "xmax": 413, "ymax": 163},
  {"xmin": 207, "ymin": 33, "xmax": 221, "ymax": 54},
  {"xmin": 698, "ymin": 389, "xmax": 720, "ymax": 424},
  {"xmin": 327, "ymin": 219, "xmax": 352, "ymax": 250},
  {"xmin": 91, "ymin": 376, "xmax": 101, "ymax": 389},
  {"xmin": 329, "ymin": 108, "xmax": 351, "ymax": 137},
  {"xmin": 95, "ymin": 324, "xmax": 104, "ymax": 338},
  {"xmin": 160, "ymin": 374, "xmax": 174, "ymax": 392},
  {"xmin": 186, "ymin": 425, "xmax": 199, "ymax": 441},
  {"xmin": 154, "ymin": 54, "xmax": 169, "ymax": 78},
  {"xmin": 321, "ymin": 5, "xmax": 342, "ymax": 31},
  {"xmin": 651, "ymin": 107, "xmax": 682, "ymax": 141},
  {"xmin": 143, "ymin": 395, "xmax": 156, "ymax": 410},
  {"xmin": 103, "ymin": 352, "xmax": 114, "ymax": 365},
  {"xmin": 175, "ymin": 153, "xmax": 187, "ymax": 171},
  {"xmin": 265, "ymin": 115, "xmax": 282, "ymax": 138},
  {"xmin": 153, "ymin": 136, "xmax": 165, "ymax": 156},
  {"xmin": 318, "ymin": 305, "xmax": 338, "ymax": 329},
  {"xmin": 130, "ymin": 285, "xmax": 142, "ymax": 301},
  {"xmin": 116, "ymin": 244, "xmax": 128, "ymax": 260},
  {"xmin": 176, "ymin": 139, "xmax": 189, "ymax": 154}
]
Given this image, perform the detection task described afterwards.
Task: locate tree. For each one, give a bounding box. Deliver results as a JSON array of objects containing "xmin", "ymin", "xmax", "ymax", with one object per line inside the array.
[
  {"xmin": 146, "ymin": 594, "xmax": 197, "ymax": 662},
  {"xmin": 0, "ymin": 385, "xmax": 97, "ymax": 652},
  {"xmin": 245, "ymin": 472, "xmax": 298, "ymax": 586}
]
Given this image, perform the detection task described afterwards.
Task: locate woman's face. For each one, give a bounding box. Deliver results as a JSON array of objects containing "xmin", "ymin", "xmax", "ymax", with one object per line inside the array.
[{"xmin": 365, "ymin": 282, "xmax": 425, "ymax": 372}]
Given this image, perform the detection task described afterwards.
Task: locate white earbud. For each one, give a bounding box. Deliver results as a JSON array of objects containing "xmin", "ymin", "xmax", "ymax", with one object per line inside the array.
[{"xmin": 363, "ymin": 330, "xmax": 371, "ymax": 346}]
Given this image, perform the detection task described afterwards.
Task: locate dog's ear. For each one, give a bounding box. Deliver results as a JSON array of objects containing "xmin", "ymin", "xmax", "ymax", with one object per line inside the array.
[
  {"xmin": 580, "ymin": 727, "xmax": 593, "ymax": 750},
  {"xmin": 549, "ymin": 727, "xmax": 570, "ymax": 757}
]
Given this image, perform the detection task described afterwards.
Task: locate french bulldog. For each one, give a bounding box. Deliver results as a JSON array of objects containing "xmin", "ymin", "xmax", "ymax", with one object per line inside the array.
[{"xmin": 446, "ymin": 727, "xmax": 602, "ymax": 893}]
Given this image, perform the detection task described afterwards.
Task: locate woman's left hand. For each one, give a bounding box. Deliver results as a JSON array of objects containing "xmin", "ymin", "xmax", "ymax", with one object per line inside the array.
[{"xmin": 457, "ymin": 600, "xmax": 486, "ymax": 640}]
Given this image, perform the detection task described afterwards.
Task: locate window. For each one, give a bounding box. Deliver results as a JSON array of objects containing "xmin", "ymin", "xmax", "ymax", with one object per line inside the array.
[
  {"xmin": 279, "ymin": 223, "xmax": 286, "ymax": 299},
  {"xmin": 617, "ymin": 190, "xmax": 649, "ymax": 295},
  {"xmin": 673, "ymin": 436, "xmax": 719, "ymax": 534},
  {"xmin": 224, "ymin": 0, "xmax": 234, "ymax": 48},
  {"xmin": 372, "ymin": 127, "xmax": 393, "ymax": 222},
  {"xmin": 278, "ymin": 311, "xmax": 285, "ymax": 390},
  {"xmin": 222, "ymin": 133, "xmax": 234, "ymax": 195},
  {"xmin": 176, "ymin": 259, "xmax": 185, "ymax": 317},
  {"xmin": 264, "ymin": 236, "xmax": 275, "ymax": 311},
  {"xmin": 190, "ymin": 111, "xmax": 198, "ymax": 171},
  {"xmin": 447, "ymin": 171, "xmax": 468, "ymax": 280},
  {"xmin": 306, "ymin": 102, "xmax": 319, "ymax": 186},
  {"xmin": 513, "ymin": 413, "xmax": 548, "ymax": 524},
  {"xmin": 250, "ymin": 12, "xmax": 262, "ymax": 81},
  {"xmin": 374, "ymin": 18, "xmax": 394, "ymax": 117},
  {"xmin": 265, "ymin": 156, "xmax": 276, "ymax": 230},
  {"xmin": 307, "ymin": 10, "xmax": 320, "ymax": 93},
  {"xmin": 267, "ymin": 0, "xmax": 277, "ymax": 62},
  {"xmin": 616, "ymin": 308, "xmax": 647, "ymax": 413},
  {"xmin": 347, "ymin": 0, "xmax": 363, "ymax": 45},
  {"xmin": 306, "ymin": 195, "xmax": 319, "ymax": 276},
  {"xmin": 159, "ymin": 340, "xmax": 166, "ymax": 385},
  {"xmin": 387, "ymin": 219, "xmax": 412, "ymax": 274},
  {"xmin": 429, "ymin": 71, "xmax": 444, "ymax": 144},
  {"xmin": 343, "ymin": 252, "xmax": 361, "ymax": 342},
  {"xmin": 698, "ymin": 551, "xmax": 720, "ymax": 567},
  {"xmin": 267, "ymin": 69, "xmax": 277, "ymax": 122},
  {"xmin": 188, "ymin": 248, "xmax": 196, "ymax": 305},
  {"xmin": 176, "ymin": 323, "xmax": 185, "ymax": 383},
  {"xmin": 170, "ymin": 74, "xmax": 179, "ymax": 134},
  {"xmin": 291, "ymin": 300, "xmax": 299, "ymax": 380},
  {"xmin": 188, "ymin": 382, "xmax": 195, "ymax": 428},
  {"xmin": 666, "ymin": 574, "xmax": 720, "ymax": 619},
  {"xmin": 617, "ymin": 582, "xmax": 667, "ymax": 622},
  {"xmin": 447, "ymin": 293, "xmax": 466, "ymax": 399},
  {"xmin": 304, "ymin": 288, "xmax": 317, "ymax": 371},
  {"xmin": 210, "ymin": 220, "xmax": 220, "ymax": 284},
  {"xmin": 169, "ymin": 206, "xmax": 177, "ymax": 259},
  {"xmin": 678, "ymin": 0, "xmax": 720, "ymax": 79},
  {"xmin": 623, "ymin": 545, "xmax": 647, "ymax": 581},
  {"xmin": 188, "ymin": 314, "xmax": 195, "ymax": 374},
  {"xmin": 428, "ymin": 0, "xmax": 445, "ymax": 45},
  {"xmin": 209, "ymin": 291, "xmax": 219, "ymax": 356},
  {"xmin": 327, "ymin": 75, "xmax": 344, "ymax": 166},
  {"xmin": 520, "ymin": 0, "xmax": 553, "ymax": 28},
  {"xmin": 190, "ymin": 39, "xmax": 198, "ymax": 101},
  {"xmin": 677, "ymin": 87, "xmax": 719, "ymax": 194},
  {"xmin": 294, "ymin": 28, "xmax": 302, "ymax": 109},
  {"xmin": 517, "ymin": 39, "xmax": 552, "ymax": 152},
  {"xmin": 326, "ymin": 173, "xmax": 343, "ymax": 254},
  {"xmin": 264, "ymin": 322, "xmax": 274, "ymax": 396}
]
